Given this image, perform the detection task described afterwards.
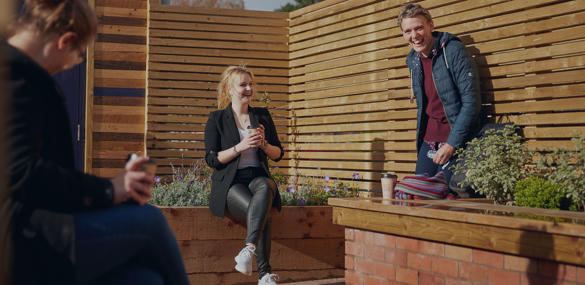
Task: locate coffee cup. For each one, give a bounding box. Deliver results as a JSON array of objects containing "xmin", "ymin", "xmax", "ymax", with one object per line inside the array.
[
  {"xmin": 381, "ymin": 173, "xmax": 398, "ymax": 200},
  {"xmin": 142, "ymin": 159, "xmax": 157, "ymax": 176},
  {"xmin": 247, "ymin": 124, "xmax": 264, "ymax": 146},
  {"xmin": 127, "ymin": 153, "xmax": 157, "ymax": 176}
]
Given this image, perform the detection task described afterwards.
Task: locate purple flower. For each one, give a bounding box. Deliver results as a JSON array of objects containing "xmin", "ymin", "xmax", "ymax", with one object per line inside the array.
[
  {"xmin": 324, "ymin": 175, "xmax": 330, "ymax": 182},
  {"xmin": 352, "ymin": 172, "xmax": 360, "ymax": 180},
  {"xmin": 177, "ymin": 176, "xmax": 183, "ymax": 181},
  {"xmin": 154, "ymin": 176, "xmax": 161, "ymax": 183},
  {"xmin": 208, "ymin": 176, "xmax": 212, "ymax": 181},
  {"xmin": 324, "ymin": 186, "xmax": 330, "ymax": 193},
  {"xmin": 343, "ymin": 187, "xmax": 348, "ymax": 192},
  {"xmin": 298, "ymin": 198, "xmax": 306, "ymax": 206},
  {"xmin": 188, "ymin": 180, "xmax": 194, "ymax": 185},
  {"xmin": 287, "ymin": 186, "xmax": 295, "ymax": 193},
  {"xmin": 331, "ymin": 189, "xmax": 337, "ymax": 195},
  {"xmin": 276, "ymin": 183, "xmax": 281, "ymax": 188}
]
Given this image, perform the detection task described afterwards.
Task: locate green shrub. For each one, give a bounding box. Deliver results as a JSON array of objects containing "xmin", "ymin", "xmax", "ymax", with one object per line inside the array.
[
  {"xmin": 536, "ymin": 136, "xmax": 585, "ymax": 211},
  {"xmin": 513, "ymin": 176, "xmax": 570, "ymax": 210},
  {"xmin": 453, "ymin": 124, "xmax": 530, "ymax": 204}
]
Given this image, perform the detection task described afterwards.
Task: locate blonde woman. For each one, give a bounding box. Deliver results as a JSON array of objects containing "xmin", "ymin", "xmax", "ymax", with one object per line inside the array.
[
  {"xmin": 205, "ymin": 66, "xmax": 283, "ymax": 285},
  {"xmin": 4, "ymin": 0, "xmax": 188, "ymax": 284}
]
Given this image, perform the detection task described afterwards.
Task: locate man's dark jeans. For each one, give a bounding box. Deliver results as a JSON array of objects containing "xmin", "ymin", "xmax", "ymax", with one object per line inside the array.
[
  {"xmin": 415, "ymin": 141, "xmax": 456, "ymax": 185},
  {"xmin": 75, "ymin": 204, "xmax": 189, "ymax": 285}
]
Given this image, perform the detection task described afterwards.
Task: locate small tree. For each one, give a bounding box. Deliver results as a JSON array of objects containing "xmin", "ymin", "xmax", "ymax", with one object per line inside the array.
[{"xmin": 275, "ymin": 0, "xmax": 323, "ymax": 12}]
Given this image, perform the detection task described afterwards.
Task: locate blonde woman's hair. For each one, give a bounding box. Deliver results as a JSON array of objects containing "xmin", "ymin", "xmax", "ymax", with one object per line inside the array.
[
  {"xmin": 9, "ymin": 0, "xmax": 97, "ymax": 48},
  {"xmin": 217, "ymin": 65, "xmax": 255, "ymax": 109}
]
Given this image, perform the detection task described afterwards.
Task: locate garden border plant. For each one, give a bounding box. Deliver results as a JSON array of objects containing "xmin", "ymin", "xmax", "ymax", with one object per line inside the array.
[
  {"xmin": 453, "ymin": 124, "xmax": 584, "ymax": 211},
  {"xmin": 151, "ymin": 159, "xmax": 359, "ymax": 207}
]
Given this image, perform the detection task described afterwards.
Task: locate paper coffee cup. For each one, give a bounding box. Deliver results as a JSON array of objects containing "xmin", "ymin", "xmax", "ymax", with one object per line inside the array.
[
  {"xmin": 142, "ymin": 159, "xmax": 157, "ymax": 176},
  {"xmin": 247, "ymin": 124, "xmax": 264, "ymax": 146},
  {"xmin": 381, "ymin": 173, "xmax": 398, "ymax": 199}
]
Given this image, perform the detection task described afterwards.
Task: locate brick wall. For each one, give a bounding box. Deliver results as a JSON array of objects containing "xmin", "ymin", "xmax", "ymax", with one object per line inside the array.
[{"xmin": 344, "ymin": 228, "xmax": 585, "ymax": 285}]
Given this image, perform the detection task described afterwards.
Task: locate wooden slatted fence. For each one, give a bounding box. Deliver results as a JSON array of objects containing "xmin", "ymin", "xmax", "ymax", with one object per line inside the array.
[
  {"xmin": 287, "ymin": 0, "xmax": 585, "ymax": 193},
  {"xmin": 146, "ymin": 0, "xmax": 290, "ymax": 176},
  {"xmin": 88, "ymin": 0, "xmax": 148, "ymax": 177},
  {"xmin": 138, "ymin": 0, "xmax": 585, "ymax": 193}
]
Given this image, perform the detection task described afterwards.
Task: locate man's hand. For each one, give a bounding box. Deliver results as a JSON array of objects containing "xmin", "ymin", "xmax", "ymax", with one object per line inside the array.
[
  {"xmin": 110, "ymin": 156, "xmax": 155, "ymax": 205},
  {"xmin": 433, "ymin": 144, "xmax": 455, "ymax": 165}
]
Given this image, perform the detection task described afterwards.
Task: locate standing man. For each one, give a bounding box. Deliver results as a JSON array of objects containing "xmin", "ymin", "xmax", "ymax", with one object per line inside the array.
[{"xmin": 398, "ymin": 3, "xmax": 482, "ymax": 186}]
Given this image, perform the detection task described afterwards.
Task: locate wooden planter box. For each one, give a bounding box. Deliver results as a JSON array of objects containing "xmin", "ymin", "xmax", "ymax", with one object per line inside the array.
[
  {"xmin": 330, "ymin": 198, "xmax": 585, "ymax": 284},
  {"xmin": 160, "ymin": 206, "xmax": 344, "ymax": 284}
]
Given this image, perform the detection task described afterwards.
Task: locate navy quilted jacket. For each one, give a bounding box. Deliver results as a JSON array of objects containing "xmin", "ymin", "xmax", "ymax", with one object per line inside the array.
[{"xmin": 406, "ymin": 31, "xmax": 482, "ymax": 151}]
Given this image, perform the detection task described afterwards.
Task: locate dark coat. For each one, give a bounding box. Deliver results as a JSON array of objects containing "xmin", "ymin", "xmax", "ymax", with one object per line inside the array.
[
  {"xmin": 204, "ymin": 104, "xmax": 284, "ymax": 217},
  {"xmin": 2, "ymin": 41, "xmax": 114, "ymax": 284},
  {"xmin": 406, "ymin": 31, "xmax": 482, "ymax": 151}
]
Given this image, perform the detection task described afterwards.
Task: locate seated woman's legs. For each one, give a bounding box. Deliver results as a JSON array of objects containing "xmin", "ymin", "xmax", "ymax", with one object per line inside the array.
[
  {"xmin": 74, "ymin": 204, "xmax": 188, "ymax": 285},
  {"xmin": 248, "ymin": 177, "xmax": 276, "ymax": 277},
  {"xmin": 226, "ymin": 176, "xmax": 276, "ymax": 278}
]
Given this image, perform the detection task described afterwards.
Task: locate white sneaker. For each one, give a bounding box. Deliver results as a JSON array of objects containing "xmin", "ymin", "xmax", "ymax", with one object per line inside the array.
[
  {"xmin": 258, "ymin": 273, "xmax": 278, "ymax": 285},
  {"xmin": 234, "ymin": 244, "xmax": 255, "ymax": 276}
]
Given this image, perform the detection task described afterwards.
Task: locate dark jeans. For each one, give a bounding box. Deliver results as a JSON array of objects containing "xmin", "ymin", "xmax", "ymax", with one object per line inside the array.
[
  {"xmin": 226, "ymin": 167, "xmax": 276, "ymax": 278},
  {"xmin": 415, "ymin": 141, "xmax": 456, "ymax": 186},
  {"xmin": 74, "ymin": 204, "xmax": 189, "ymax": 285}
]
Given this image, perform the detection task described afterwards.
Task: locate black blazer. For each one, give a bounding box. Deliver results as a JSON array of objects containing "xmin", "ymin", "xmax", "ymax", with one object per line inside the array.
[
  {"xmin": 204, "ymin": 104, "xmax": 284, "ymax": 217},
  {"xmin": 3, "ymin": 41, "xmax": 114, "ymax": 284}
]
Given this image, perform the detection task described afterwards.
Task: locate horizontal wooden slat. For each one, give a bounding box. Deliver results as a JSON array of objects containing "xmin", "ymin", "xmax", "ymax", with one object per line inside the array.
[
  {"xmin": 150, "ymin": 29, "xmax": 288, "ymax": 43},
  {"xmin": 96, "ymin": 0, "xmax": 147, "ymax": 9},
  {"xmin": 149, "ymin": 4, "xmax": 288, "ymax": 19},
  {"xmin": 149, "ymin": 54, "xmax": 288, "ymax": 68},
  {"xmin": 148, "ymin": 80, "xmax": 288, "ymax": 93},
  {"xmin": 149, "ymin": 12, "xmax": 288, "ymax": 27},
  {"xmin": 149, "ymin": 20, "xmax": 288, "ymax": 35},
  {"xmin": 95, "ymin": 7, "xmax": 147, "ymax": 18},
  {"xmin": 150, "ymin": 38, "xmax": 288, "ymax": 52},
  {"xmin": 148, "ymin": 62, "xmax": 288, "ymax": 76},
  {"xmin": 149, "ymin": 46, "xmax": 287, "ymax": 60}
]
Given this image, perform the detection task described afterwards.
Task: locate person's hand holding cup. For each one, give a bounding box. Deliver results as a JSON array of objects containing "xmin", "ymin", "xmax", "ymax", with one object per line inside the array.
[{"xmin": 247, "ymin": 123, "xmax": 265, "ymax": 148}]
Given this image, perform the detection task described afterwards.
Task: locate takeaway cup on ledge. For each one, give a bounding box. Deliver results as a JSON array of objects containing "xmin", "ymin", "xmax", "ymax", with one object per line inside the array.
[{"xmin": 381, "ymin": 173, "xmax": 398, "ymax": 201}]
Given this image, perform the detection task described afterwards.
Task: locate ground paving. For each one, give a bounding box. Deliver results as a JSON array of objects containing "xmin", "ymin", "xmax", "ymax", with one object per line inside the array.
[{"xmin": 281, "ymin": 278, "xmax": 344, "ymax": 285}]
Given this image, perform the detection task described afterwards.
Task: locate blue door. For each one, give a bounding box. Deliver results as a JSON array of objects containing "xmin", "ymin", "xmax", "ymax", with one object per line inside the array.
[
  {"xmin": 54, "ymin": 62, "xmax": 86, "ymax": 171},
  {"xmin": 16, "ymin": 0, "xmax": 86, "ymax": 171}
]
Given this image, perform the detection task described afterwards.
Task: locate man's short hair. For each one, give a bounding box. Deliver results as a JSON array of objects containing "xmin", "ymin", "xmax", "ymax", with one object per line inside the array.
[{"xmin": 397, "ymin": 3, "xmax": 433, "ymax": 29}]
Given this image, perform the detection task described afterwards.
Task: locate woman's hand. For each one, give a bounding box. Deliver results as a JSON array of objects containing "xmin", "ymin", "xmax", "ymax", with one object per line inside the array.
[
  {"xmin": 257, "ymin": 124, "xmax": 266, "ymax": 148},
  {"xmin": 236, "ymin": 128, "xmax": 263, "ymax": 151}
]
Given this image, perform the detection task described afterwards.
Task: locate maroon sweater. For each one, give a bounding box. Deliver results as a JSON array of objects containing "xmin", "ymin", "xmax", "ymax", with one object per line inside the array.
[{"xmin": 421, "ymin": 54, "xmax": 450, "ymax": 142}]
